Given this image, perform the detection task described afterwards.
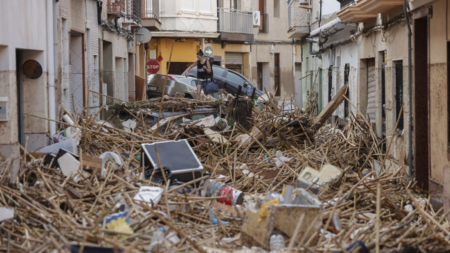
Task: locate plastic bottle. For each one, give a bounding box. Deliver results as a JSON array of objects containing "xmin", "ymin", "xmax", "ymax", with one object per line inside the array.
[
  {"xmin": 270, "ymin": 234, "xmax": 285, "ymax": 250},
  {"xmin": 149, "ymin": 227, "xmax": 165, "ymax": 252},
  {"xmin": 113, "ymin": 194, "xmax": 129, "ymax": 212}
]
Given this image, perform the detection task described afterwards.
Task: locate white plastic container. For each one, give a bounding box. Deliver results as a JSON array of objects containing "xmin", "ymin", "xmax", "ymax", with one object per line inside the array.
[{"xmin": 133, "ymin": 186, "xmax": 164, "ymax": 207}]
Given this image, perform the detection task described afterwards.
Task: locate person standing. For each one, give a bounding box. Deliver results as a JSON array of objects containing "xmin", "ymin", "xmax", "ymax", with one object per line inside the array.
[{"xmin": 185, "ymin": 49, "xmax": 217, "ymax": 100}]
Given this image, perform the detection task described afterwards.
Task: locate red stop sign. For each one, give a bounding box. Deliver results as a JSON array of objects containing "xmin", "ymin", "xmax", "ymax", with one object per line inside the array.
[{"xmin": 147, "ymin": 60, "xmax": 160, "ymax": 74}]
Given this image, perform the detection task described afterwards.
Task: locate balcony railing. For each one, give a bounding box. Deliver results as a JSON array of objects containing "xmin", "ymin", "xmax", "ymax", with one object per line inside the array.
[
  {"xmin": 143, "ymin": 0, "xmax": 159, "ymax": 20},
  {"xmin": 107, "ymin": 0, "xmax": 126, "ymax": 16},
  {"xmin": 126, "ymin": 0, "xmax": 141, "ymax": 24},
  {"xmin": 217, "ymin": 8, "xmax": 253, "ymax": 35}
]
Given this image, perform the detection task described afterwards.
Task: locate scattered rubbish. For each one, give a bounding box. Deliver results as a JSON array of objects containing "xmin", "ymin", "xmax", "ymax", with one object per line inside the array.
[
  {"xmin": 104, "ymin": 211, "xmax": 133, "ymax": 234},
  {"xmin": 332, "ymin": 240, "xmax": 369, "ymax": 253},
  {"xmin": 113, "ymin": 194, "xmax": 129, "ymax": 211},
  {"xmin": 404, "ymin": 204, "xmax": 414, "ymax": 212},
  {"xmin": 242, "ymin": 189, "xmax": 322, "ymax": 250},
  {"xmin": 235, "ymin": 127, "xmax": 263, "ymax": 148},
  {"xmin": 0, "ymin": 207, "xmax": 14, "ymax": 222},
  {"xmin": 122, "ymin": 119, "xmax": 137, "ymax": 133},
  {"xmin": 142, "ymin": 140, "xmax": 203, "ymax": 183},
  {"xmin": 57, "ymin": 153, "xmax": 81, "ymax": 183},
  {"xmin": 194, "ymin": 115, "xmax": 216, "ymax": 128},
  {"xmin": 208, "ymin": 206, "xmax": 228, "ymax": 225},
  {"xmin": 274, "ymin": 150, "xmax": 291, "ymax": 167},
  {"xmin": 62, "ymin": 114, "xmax": 75, "ymax": 125},
  {"xmin": 204, "ymin": 128, "xmax": 228, "ymax": 144},
  {"xmin": 202, "ymin": 179, "xmax": 244, "ymax": 206},
  {"xmin": 332, "ymin": 210, "xmax": 342, "ymax": 231},
  {"xmin": 149, "ymin": 227, "xmax": 165, "ymax": 253},
  {"xmin": 53, "ymin": 126, "xmax": 81, "ymax": 144},
  {"xmin": 296, "ymin": 164, "xmax": 343, "ymax": 194},
  {"xmin": 37, "ymin": 138, "xmax": 79, "ymax": 155},
  {"xmin": 64, "ymin": 245, "xmax": 123, "ymax": 253},
  {"xmin": 4, "ymin": 95, "xmax": 447, "ymax": 253},
  {"xmin": 99, "ymin": 152, "xmax": 123, "ymax": 176},
  {"xmin": 269, "ymin": 234, "xmax": 285, "ymax": 251},
  {"xmin": 133, "ymin": 186, "xmax": 164, "ymax": 207}
]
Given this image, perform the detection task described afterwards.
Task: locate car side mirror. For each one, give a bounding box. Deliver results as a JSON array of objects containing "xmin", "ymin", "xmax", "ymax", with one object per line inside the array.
[{"xmin": 244, "ymin": 82, "xmax": 249, "ymax": 88}]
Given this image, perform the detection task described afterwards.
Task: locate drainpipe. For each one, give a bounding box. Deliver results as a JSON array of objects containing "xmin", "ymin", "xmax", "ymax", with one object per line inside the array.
[
  {"xmin": 404, "ymin": 0, "xmax": 413, "ymax": 177},
  {"xmin": 319, "ymin": 0, "xmax": 323, "ymax": 27},
  {"xmin": 47, "ymin": 0, "xmax": 56, "ymax": 137}
]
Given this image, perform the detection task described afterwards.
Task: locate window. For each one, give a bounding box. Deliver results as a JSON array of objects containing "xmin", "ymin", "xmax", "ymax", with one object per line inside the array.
[
  {"xmin": 181, "ymin": 0, "xmax": 195, "ymax": 11},
  {"xmin": 259, "ymin": 0, "xmax": 266, "ymax": 33},
  {"xmin": 200, "ymin": 0, "xmax": 212, "ymax": 12},
  {"xmin": 213, "ymin": 66, "xmax": 226, "ymax": 77},
  {"xmin": 274, "ymin": 0, "xmax": 280, "ymax": 18},
  {"xmin": 226, "ymin": 71, "xmax": 246, "ymax": 86}
]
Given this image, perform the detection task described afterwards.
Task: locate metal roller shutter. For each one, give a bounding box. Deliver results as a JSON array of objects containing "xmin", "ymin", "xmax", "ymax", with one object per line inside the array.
[
  {"xmin": 367, "ymin": 59, "xmax": 376, "ymax": 123},
  {"xmin": 225, "ymin": 53, "xmax": 243, "ymax": 65}
]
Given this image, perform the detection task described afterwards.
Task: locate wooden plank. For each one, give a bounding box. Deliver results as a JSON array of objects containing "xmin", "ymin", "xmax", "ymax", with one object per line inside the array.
[
  {"xmin": 82, "ymin": 154, "xmax": 102, "ymax": 174},
  {"xmin": 135, "ymin": 75, "xmax": 146, "ymax": 101},
  {"xmin": 312, "ymin": 84, "xmax": 348, "ymax": 129}
]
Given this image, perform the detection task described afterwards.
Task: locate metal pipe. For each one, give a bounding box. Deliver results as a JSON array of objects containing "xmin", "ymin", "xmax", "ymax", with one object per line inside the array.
[
  {"xmin": 47, "ymin": 0, "xmax": 56, "ymax": 137},
  {"xmin": 404, "ymin": 0, "xmax": 413, "ymax": 177},
  {"xmin": 319, "ymin": 0, "xmax": 323, "ymax": 27}
]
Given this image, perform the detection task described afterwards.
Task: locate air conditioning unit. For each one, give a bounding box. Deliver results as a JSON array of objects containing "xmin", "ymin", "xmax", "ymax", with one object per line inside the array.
[{"xmin": 252, "ymin": 11, "xmax": 261, "ymax": 27}]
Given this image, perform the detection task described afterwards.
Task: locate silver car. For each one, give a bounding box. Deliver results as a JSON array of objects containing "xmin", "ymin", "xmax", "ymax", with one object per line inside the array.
[{"xmin": 147, "ymin": 74, "xmax": 202, "ymax": 99}]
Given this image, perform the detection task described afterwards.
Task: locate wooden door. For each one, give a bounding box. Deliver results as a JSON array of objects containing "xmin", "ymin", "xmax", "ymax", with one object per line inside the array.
[
  {"xmin": 259, "ymin": 0, "xmax": 265, "ymax": 32},
  {"xmin": 275, "ymin": 53, "xmax": 280, "ymax": 96}
]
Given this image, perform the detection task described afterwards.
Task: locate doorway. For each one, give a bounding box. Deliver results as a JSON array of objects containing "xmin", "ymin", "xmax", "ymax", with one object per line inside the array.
[
  {"xmin": 225, "ymin": 53, "xmax": 243, "ymax": 73},
  {"xmin": 394, "ymin": 61, "xmax": 404, "ymax": 130},
  {"xmin": 70, "ymin": 31, "xmax": 85, "ymax": 114},
  {"xmin": 257, "ymin": 63, "xmax": 263, "ymax": 91},
  {"xmin": 328, "ymin": 66, "xmax": 333, "ymax": 102},
  {"xmin": 295, "ymin": 63, "xmax": 302, "ymax": 107},
  {"xmin": 344, "ymin": 63, "xmax": 350, "ymax": 118},
  {"xmin": 414, "ymin": 17, "xmax": 429, "ymax": 190},
  {"xmin": 367, "ymin": 58, "xmax": 376, "ymax": 124},
  {"xmin": 380, "ymin": 51, "xmax": 387, "ymax": 139},
  {"xmin": 274, "ymin": 53, "xmax": 280, "ymax": 96},
  {"xmin": 16, "ymin": 50, "xmax": 24, "ymax": 146},
  {"xmin": 168, "ymin": 62, "xmax": 190, "ymax": 75}
]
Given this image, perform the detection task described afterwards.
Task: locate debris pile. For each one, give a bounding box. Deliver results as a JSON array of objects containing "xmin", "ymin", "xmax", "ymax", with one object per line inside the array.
[{"xmin": 1, "ymin": 94, "xmax": 449, "ymax": 253}]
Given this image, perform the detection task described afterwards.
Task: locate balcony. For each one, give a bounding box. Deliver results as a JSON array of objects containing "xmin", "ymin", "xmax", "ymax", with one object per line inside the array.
[
  {"xmin": 107, "ymin": 0, "xmax": 126, "ymax": 17},
  {"xmin": 337, "ymin": 5, "xmax": 376, "ymax": 22},
  {"xmin": 287, "ymin": 0, "xmax": 309, "ymax": 39},
  {"xmin": 217, "ymin": 8, "xmax": 254, "ymax": 42},
  {"xmin": 141, "ymin": 0, "xmax": 161, "ymax": 30},
  {"xmin": 337, "ymin": 0, "xmax": 403, "ymax": 23},
  {"xmin": 126, "ymin": 0, "xmax": 142, "ymax": 24},
  {"xmin": 358, "ymin": 0, "xmax": 404, "ymax": 14}
]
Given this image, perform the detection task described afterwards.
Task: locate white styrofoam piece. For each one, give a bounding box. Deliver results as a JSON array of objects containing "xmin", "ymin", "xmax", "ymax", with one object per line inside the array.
[
  {"xmin": 133, "ymin": 186, "xmax": 164, "ymax": 207},
  {"xmin": 0, "ymin": 207, "xmax": 14, "ymax": 222},
  {"xmin": 58, "ymin": 153, "xmax": 80, "ymax": 182}
]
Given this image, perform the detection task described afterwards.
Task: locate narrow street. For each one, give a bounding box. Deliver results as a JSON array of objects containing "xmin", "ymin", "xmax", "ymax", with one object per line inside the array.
[{"xmin": 0, "ymin": 0, "xmax": 450, "ymax": 252}]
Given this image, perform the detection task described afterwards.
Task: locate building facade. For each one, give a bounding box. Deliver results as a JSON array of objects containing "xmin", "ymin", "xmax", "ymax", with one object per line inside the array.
[
  {"xmin": 0, "ymin": 0, "xmax": 144, "ymax": 180},
  {"xmin": 143, "ymin": 0, "xmax": 297, "ymax": 101}
]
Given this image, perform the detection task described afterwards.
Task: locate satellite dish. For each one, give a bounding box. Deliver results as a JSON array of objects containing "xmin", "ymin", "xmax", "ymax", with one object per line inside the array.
[{"xmin": 136, "ymin": 28, "xmax": 152, "ymax": 44}]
